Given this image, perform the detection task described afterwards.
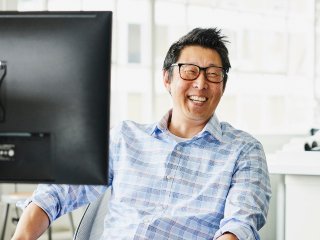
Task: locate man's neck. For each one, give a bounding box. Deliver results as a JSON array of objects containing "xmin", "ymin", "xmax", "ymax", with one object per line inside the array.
[{"xmin": 168, "ymin": 114, "xmax": 208, "ymax": 139}]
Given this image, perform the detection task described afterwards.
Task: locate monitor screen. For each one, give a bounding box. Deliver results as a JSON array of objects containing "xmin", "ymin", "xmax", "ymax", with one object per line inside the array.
[{"xmin": 0, "ymin": 11, "xmax": 112, "ymax": 184}]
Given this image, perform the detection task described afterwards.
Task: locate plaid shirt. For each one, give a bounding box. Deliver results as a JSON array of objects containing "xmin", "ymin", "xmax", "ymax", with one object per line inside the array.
[{"xmin": 24, "ymin": 111, "xmax": 271, "ymax": 240}]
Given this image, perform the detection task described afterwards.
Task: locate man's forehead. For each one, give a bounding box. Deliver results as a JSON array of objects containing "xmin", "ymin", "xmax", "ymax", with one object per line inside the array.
[{"xmin": 178, "ymin": 46, "xmax": 222, "ymax": 65}]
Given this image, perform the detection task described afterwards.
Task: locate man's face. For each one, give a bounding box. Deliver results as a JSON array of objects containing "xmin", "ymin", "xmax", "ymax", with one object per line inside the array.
[{"xmin": 164, "ymin": 45, "xmax": 224, "ymax": 125}]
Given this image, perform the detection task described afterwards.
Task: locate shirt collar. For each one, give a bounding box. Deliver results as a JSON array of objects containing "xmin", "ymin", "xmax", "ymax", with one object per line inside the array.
[
  {"xmin": 149, "ymin": 109, "xmax": 172, "ymax": 135},
  {"xmin": 150, "ymin": 109, "xmax": 222, "ymax": 142},
  {"xmin": 202, "ymin": 114, "xmax": 223, "ymax": 142}
]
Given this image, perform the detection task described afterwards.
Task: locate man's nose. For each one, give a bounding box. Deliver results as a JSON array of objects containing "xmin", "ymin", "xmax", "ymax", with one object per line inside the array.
[{"xmin": 193, "ymin": 71, "xmax": 208, "ymax": 89}]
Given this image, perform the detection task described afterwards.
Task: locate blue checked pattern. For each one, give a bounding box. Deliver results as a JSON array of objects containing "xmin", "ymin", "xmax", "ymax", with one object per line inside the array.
[{"xmin": 23, "ymin": 111, "xmax": 271, "ymax": 240}]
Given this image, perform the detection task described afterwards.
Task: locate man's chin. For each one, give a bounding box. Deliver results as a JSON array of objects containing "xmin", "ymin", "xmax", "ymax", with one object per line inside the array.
[{"xmin": 185, "ymin": 112, "xmax": 212, "ymax": 123}]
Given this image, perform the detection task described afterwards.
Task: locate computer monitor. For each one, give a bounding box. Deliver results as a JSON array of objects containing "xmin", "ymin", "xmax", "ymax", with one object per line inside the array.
[{"xmin": 0, "ymin": 11, "xmax": 112, "ymax": 184}]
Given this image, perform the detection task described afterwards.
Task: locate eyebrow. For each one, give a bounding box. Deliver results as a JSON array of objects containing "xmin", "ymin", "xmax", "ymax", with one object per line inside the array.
[{"xmin": 180, "ymin": 63, "xmax": 223, "ymax": 68}]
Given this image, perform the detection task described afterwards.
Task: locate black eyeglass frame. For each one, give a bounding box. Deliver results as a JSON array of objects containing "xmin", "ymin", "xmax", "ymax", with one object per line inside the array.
[{"xmin": 170, "ymin": 63, "xmax": 225, "ymax": 83}]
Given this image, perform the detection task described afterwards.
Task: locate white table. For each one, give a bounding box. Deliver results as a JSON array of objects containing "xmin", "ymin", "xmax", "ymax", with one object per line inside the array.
[{"xmin": 267, "ymin": 151, "xmax": 320, "ymax": 240}]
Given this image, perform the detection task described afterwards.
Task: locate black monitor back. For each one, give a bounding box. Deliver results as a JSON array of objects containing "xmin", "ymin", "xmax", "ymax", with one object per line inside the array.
[{"xmin": 0, "ymin": 11, "xmax": 112, "ymax": 184}]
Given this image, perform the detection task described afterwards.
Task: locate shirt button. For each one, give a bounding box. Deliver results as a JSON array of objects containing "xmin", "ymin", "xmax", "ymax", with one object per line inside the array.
[
  {"xmin": 165, "ymin": 175, "xmax": 173, "ymax": 180},
  {"xmin": 157, "ymin": 204, "xmax": 166, "ymax": 210},
  {"xmin": 143, "ymin": 218, "xmax": 151, "ymax": 224}
]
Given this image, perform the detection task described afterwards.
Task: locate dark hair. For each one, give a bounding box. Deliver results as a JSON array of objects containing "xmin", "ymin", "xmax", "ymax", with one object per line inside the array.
[{"xmin": 163, "ymin": 27, "xmax": 231, "ymax": 90}]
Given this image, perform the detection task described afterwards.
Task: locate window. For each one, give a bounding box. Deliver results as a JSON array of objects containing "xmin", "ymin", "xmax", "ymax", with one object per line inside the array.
[
  {"xmin": 4, "ymin": 0, "xmax": 320, "ymax": 134},
  {"xmin": 128, "ymin": 24, "xmax": 141, "ymax": 63}
]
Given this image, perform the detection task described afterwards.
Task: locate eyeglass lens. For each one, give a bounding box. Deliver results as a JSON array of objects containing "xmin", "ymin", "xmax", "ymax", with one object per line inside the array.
[{"xmin": 180, "ymin": 64, "xmax": 223, "ymax": 82}]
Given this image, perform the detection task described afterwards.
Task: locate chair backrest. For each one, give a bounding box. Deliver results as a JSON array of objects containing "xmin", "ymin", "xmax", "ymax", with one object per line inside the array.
[{"xmin": 73, "ymin": 190, "xmax": 110, "ymax": 240}]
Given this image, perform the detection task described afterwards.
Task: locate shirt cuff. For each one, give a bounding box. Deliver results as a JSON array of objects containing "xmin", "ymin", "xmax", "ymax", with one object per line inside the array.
[
  {"xmin": 16, "ymin": 195, "xmax": 54, "ymax": 224},
  {"xmin": 213, "ymin": 220, "xmax": 258, "ymax": 240},
  {"xmin": 16, "ymin": 197, "xmax": 32, "ymax": 210}
]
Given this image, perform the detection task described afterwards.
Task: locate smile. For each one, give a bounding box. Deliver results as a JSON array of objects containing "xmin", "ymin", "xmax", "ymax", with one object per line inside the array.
[{"xmin": 188, "ymin": 95, "xmax": 207, "ymax": 103}]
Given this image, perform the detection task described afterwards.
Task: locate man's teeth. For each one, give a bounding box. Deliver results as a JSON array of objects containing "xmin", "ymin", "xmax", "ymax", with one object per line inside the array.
[{"xmin": 189, "ymin": 96, "xmax": 207, "ymax": 102}]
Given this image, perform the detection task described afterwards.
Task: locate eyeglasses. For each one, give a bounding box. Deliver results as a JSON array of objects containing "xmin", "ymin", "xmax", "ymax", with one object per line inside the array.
[{"xmin": 171, "ymin": 63, "xmax": 225, "ymax": 83}]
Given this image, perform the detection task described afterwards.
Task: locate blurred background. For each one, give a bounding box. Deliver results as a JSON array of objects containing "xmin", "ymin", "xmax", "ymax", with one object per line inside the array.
[{"xmin": 0, "ymin": 0, "xmax": 319, "ymax": 239}]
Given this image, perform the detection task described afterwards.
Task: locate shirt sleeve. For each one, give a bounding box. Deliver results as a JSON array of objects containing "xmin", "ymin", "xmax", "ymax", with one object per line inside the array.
[
  {"xmin": 18, "ymin": 184, "xmax": 107, "ymax": 223},
  {"xmin": 213, "ymin": 141, "xmax": 272, "ymax": 240}
]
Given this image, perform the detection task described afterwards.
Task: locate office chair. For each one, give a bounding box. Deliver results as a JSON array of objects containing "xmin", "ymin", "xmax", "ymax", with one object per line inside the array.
[{"xmin": 73, "ymin": 190, "xmax": 109, "ymax": 240}]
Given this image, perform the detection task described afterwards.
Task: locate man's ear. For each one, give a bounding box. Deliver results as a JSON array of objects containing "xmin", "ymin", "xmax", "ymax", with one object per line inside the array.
[{"xmin": 163, "ymin": 70, "xmax": 171, "ymax": 93}]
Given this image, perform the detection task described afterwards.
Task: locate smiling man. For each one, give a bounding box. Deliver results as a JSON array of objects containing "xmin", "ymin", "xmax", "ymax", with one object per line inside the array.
[
  {"xmin": 12, "ymin": 28, "xmax": 271, "ymax": 240},
  {"xmin": 164, "ymin": 45, "xmax": 225, "ymax": 138}
]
